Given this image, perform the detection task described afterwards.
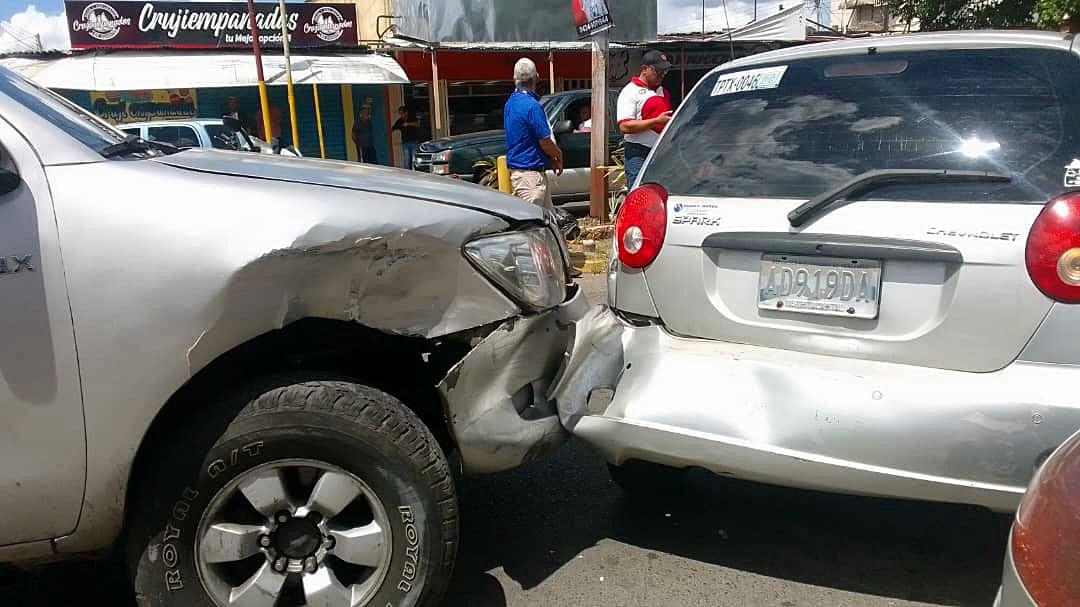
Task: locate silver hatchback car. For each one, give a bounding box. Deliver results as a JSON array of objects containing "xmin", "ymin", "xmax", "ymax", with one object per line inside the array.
[{"xmin": 554, "ymin": 31, "xmax": 1080, "ymax": 512}]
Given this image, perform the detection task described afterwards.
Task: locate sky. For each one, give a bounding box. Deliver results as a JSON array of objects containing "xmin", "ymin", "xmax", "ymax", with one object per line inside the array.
[{"xmin": 0, "ymin": 0, "xmax": 804, "ymax": 51}]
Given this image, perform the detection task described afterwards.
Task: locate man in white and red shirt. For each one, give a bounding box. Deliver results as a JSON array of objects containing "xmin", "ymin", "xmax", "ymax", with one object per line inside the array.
[{"xmin": 617, "ymin": 49, "xmax": 674, "ymax": 188}]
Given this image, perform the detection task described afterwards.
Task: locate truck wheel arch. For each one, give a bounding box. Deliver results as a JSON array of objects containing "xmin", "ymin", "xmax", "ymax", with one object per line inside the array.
[{"xmin": 122, "ymin": 317, "xmax": 463, "ymax": 541}]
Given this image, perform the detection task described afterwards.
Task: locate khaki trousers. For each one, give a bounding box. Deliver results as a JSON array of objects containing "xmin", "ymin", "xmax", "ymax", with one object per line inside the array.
[{"xmin": 510, "ymin": 169, "xmax": 554, "ymax": 210}]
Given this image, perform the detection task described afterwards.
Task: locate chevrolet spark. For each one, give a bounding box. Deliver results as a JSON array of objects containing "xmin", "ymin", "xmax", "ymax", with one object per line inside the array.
[{"xmin": 554, "ymin": 31, "xmax": 1080, "ymax": 512}]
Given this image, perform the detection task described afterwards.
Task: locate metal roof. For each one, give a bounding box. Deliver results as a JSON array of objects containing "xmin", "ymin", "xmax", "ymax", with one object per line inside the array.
[
  {"xmin": 381, "ymin": 36, "xmax": 636, "ymax": 52},
  {"xmin": 0, "ymin": 48, "xmax": 410, "ymax": 90}
]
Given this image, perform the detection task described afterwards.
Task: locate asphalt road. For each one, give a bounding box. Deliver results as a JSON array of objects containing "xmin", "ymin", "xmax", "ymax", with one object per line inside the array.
[{"xmin": 1, "ymin": 274, "xmax": 1012, "ymax": 607}]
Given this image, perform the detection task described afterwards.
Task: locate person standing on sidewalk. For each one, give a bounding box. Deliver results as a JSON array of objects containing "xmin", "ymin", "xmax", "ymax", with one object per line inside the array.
[
  {"xmin": 504, "ymin": 58, "xmax": 563, "ymax": 210},
  {"xmin": 352, "ymin": 106, "xmax": 379, "ymax": 164},
  {"xmin": 503, "ymin": 58, "xmax": 580, "ymax": 278},
  {"xmin": 392, "ymin": 106, "xmax": 422, "ymax": 170},
  {"xmin": 617, "ymin": 50, "xmax": 674, "ymax": 189}
]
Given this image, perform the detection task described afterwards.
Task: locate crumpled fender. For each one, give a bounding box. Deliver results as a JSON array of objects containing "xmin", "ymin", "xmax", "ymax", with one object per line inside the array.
[
  {"xmin": 439, "ymin": 286, "xmax": 591, "ymax": 474},
  {"xmin": 550, "ymin": 305, "xmax": 628, "ymax": 430}
]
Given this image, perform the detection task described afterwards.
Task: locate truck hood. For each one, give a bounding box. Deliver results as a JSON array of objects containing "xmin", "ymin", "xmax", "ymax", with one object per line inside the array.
[
  {"xmin": 152, "ymin": 148, "xmax": 541, "ymax": 222},
  {"xmin": 419, "ymin": 129, "xmax": 504, "ymax": 152}
]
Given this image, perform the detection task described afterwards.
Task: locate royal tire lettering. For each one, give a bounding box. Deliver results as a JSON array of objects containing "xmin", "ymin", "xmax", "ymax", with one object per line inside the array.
[
  {"xmin": 398, "ymin": 506, "xmax": 419, "ymax": 594},
  {"xmin": 164, "ymin": 488, "xmax": 197, "ymax": 592},
  {"xmin": 207, "ymin": 459, "xmax": 227, "ymax": 479},
  {"xmin": 163, "ymin": 521, "xmax": 183, "ymax": 592},
  {"xmin": 163, "ymin": 522, "xmax": 181, "ymax": 542},
  {"xmin": 165, "ymin": 569, "xmax": 184, "ymax": 591},
  {"xmin": 162, "ymin": 543, "xmax": 179, "ymax": 568},
  {"xmin": 242, "ymin": 441, "xmax": 264, "ymax": 457},
  {"xmin": 171, "ymin": 499, "xmax": 191, "ymax": 521}
]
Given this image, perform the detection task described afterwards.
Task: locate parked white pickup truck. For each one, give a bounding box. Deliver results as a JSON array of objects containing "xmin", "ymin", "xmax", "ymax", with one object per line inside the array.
[{"xmin": 120, "ymin": 117, "xmax": 301, "ymax": 156}]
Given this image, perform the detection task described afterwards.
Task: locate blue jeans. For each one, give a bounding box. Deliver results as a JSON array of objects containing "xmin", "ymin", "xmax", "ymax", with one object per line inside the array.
[
  {"xmin": 623, "ymin": 142, "xmax": 651, "ymax": 189},
  {"xmin": 403, "ymin": 142, "xmax": 417, "ymax": 170}
]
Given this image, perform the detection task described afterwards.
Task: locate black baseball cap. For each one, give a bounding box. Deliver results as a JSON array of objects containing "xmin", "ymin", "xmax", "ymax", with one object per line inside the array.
[{"xmin": 642, "ymin": 49, "xmax": 672, "ymax": 72}]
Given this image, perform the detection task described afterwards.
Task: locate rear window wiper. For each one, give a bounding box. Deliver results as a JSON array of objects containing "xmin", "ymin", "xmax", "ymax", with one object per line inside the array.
[{"xmin": 787, "ymin": 169, "xmax": 1012, "ymax": 228}]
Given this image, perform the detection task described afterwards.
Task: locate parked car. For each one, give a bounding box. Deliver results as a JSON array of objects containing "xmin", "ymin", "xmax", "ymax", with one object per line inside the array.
[
  {"xmin": 994, "ymin": 429, "xmax": 1080, "ymax": 606},
  {"xmin": 120, "ymin": 117, "xmax": 301, "ymax": 156},
  {"xmin": 415, "ymin": 89, "xmax": 622, "ymax": 204},
  {"xmin": 0, "ymin": 65, "xmax": 587, "ymax": 607},
  {"xmin": 553, "ymin": 31, "xmax": 1080, "ymax": 513}
]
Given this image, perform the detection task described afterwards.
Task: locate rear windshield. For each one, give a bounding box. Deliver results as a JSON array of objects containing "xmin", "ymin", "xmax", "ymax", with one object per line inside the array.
[{"xmin": 641, "ymin": 48, "xmax": 1080, "ymax": 202}]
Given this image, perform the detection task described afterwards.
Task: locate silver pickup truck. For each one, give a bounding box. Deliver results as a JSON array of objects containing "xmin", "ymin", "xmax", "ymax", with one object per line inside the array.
[{"xmin": 0, "ymin": 65, "xmax": 586, "ymax": 607}]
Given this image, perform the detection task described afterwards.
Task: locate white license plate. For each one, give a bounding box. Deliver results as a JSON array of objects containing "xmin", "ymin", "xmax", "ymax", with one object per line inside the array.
[{"xmin": 757, "ymin": 255, "xmax": 882, "ymax": 319}]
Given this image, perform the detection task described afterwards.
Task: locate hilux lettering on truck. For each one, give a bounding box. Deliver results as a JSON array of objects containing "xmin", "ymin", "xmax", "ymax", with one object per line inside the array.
[{"xmin": 0, "ymin": 254, "xmax": 33, "ymax": 274}]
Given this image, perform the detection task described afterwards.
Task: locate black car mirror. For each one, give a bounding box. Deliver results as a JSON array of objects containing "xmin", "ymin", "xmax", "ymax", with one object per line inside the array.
[
  {"xmin": 553, "ymin": 120, "xmax": 574, "ymax": 136},
  {"xmin": 213, "ymin": 132, "xmax": 239, "ymax": 150}
]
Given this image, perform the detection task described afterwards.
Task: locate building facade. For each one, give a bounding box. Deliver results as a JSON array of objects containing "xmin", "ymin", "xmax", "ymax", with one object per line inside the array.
[{"xmin": 830, "ymin": 0, "xmax": 917, "ymax": 33}]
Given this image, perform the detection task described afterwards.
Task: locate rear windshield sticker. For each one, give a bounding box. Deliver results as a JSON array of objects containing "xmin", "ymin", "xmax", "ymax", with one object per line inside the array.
[
  {"xmin": 711, "ymin": 66, "xmax": 788, "ymax": 97},
  {"xmin": 670, "ymin": 201, "xmax": 723, "ymax": 226},
  {"xmin": 1065, "ymin": 159, "xmax": 1080, "ymax": 187}
]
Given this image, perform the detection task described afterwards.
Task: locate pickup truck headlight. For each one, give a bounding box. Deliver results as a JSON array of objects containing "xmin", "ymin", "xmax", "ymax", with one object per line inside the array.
[
  {"xmin": 431, "ymin": 150, "xmax": 452, "ymax": 174},
  {"xmin": 465, "ymin": 228, "xmax": 566, "ymax": 311}
]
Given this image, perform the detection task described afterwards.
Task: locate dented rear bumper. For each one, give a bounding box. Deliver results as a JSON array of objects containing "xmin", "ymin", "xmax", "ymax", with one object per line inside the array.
[
  {"xmin": 550, "ymin": 306, "xmax": 1080, "ymax": 512},
  {"xmin": 438, "ymin": 285, "xmax": 590, "ymax": 474}
]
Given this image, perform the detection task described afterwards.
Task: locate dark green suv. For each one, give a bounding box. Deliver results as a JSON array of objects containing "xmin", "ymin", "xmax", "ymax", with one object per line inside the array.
[{"xmin": 415, "ymin": 89, "xmax": 620, "ymax": 204}]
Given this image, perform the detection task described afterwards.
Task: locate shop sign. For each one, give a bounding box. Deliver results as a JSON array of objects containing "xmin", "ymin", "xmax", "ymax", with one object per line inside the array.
[
  {"xmin": 572, "ymin": 0, "xmax": 614, "ymax": 39},
  {"xmin": 89, "ymin": 89, "xmax": 198, "ymax": 124},
  {"xmin": 66, "ymin": 1, "xmax": 358, "ymax": 49}
]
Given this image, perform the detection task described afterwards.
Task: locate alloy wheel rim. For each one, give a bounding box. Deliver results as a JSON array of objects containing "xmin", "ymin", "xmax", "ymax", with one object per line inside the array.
[{"xmin": 195, "ymin": 459, "xmax": 392, "ymax": 607}]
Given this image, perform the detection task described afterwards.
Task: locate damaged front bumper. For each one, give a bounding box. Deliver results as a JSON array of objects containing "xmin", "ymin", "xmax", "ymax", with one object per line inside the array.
[{"xmin": 438, "ymin": 285, "xmax": 591, "ymax": 474}]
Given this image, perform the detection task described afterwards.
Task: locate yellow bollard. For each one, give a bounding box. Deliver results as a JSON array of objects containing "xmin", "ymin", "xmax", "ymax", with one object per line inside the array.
[{"xmin": 497, "ymin": 155, "xmax": 512, "ymax": 194}]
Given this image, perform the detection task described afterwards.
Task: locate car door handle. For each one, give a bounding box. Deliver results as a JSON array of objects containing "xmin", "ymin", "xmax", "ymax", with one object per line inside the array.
[{"xmin": 702, "ymin": 232, "xmax": 964, "ymax": 264}]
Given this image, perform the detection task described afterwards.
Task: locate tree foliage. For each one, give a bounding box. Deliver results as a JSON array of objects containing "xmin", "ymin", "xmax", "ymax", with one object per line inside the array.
[
  {"xmin": 1035, "ymin": 0, "xmax": 1080, "ymax": 26},
  {"xmin": 883, "ymin": 0, "xmax": 1078, "ymax": 30}
]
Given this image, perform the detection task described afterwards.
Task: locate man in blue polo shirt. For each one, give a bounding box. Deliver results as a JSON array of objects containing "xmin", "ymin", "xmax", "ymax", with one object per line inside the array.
[{"xmin": 504, "ymin": 58, "xmax": 564, "ymax": 210}]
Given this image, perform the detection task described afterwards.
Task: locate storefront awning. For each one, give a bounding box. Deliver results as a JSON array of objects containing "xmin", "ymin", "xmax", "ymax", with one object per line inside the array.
[{"xmin": 0, "ymin": 49, "xmax": 410, "ymax": 90}]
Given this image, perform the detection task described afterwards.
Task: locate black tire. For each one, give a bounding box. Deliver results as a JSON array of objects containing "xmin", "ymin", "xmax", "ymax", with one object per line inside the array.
[
  {"xmin": 607, "ymin": 460, "xmax": 686, "ymax": 497},
  {"xmin": 126, "ymin": 379, "xmax": 457, "ymax": 607}
]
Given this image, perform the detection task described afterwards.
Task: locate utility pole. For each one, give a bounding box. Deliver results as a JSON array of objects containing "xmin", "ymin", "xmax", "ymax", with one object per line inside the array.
[
  {"xmin": 245, "ymin": 0, "xmax": 274, "ymax": 144},
  {"xmin": 278, "ymin": 0, "xmax": 300, "ymax": 148},
  {"xmin": 588, "ymin": 30, "xmax": 608, "ymax": 219}
]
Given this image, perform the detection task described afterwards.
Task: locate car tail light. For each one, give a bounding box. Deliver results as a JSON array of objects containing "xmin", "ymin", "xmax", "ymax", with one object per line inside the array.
[
  {"xmin": 615, "ymin": 183, "xmax": 668, "ymax": 268},
  {"xmin": 1011, "ymin": 432, "xmax": 1080, "ymax": 606},
  {"xmin": 1026, "ymin": 193, "xmax": 1080, "ymax": 303}
]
